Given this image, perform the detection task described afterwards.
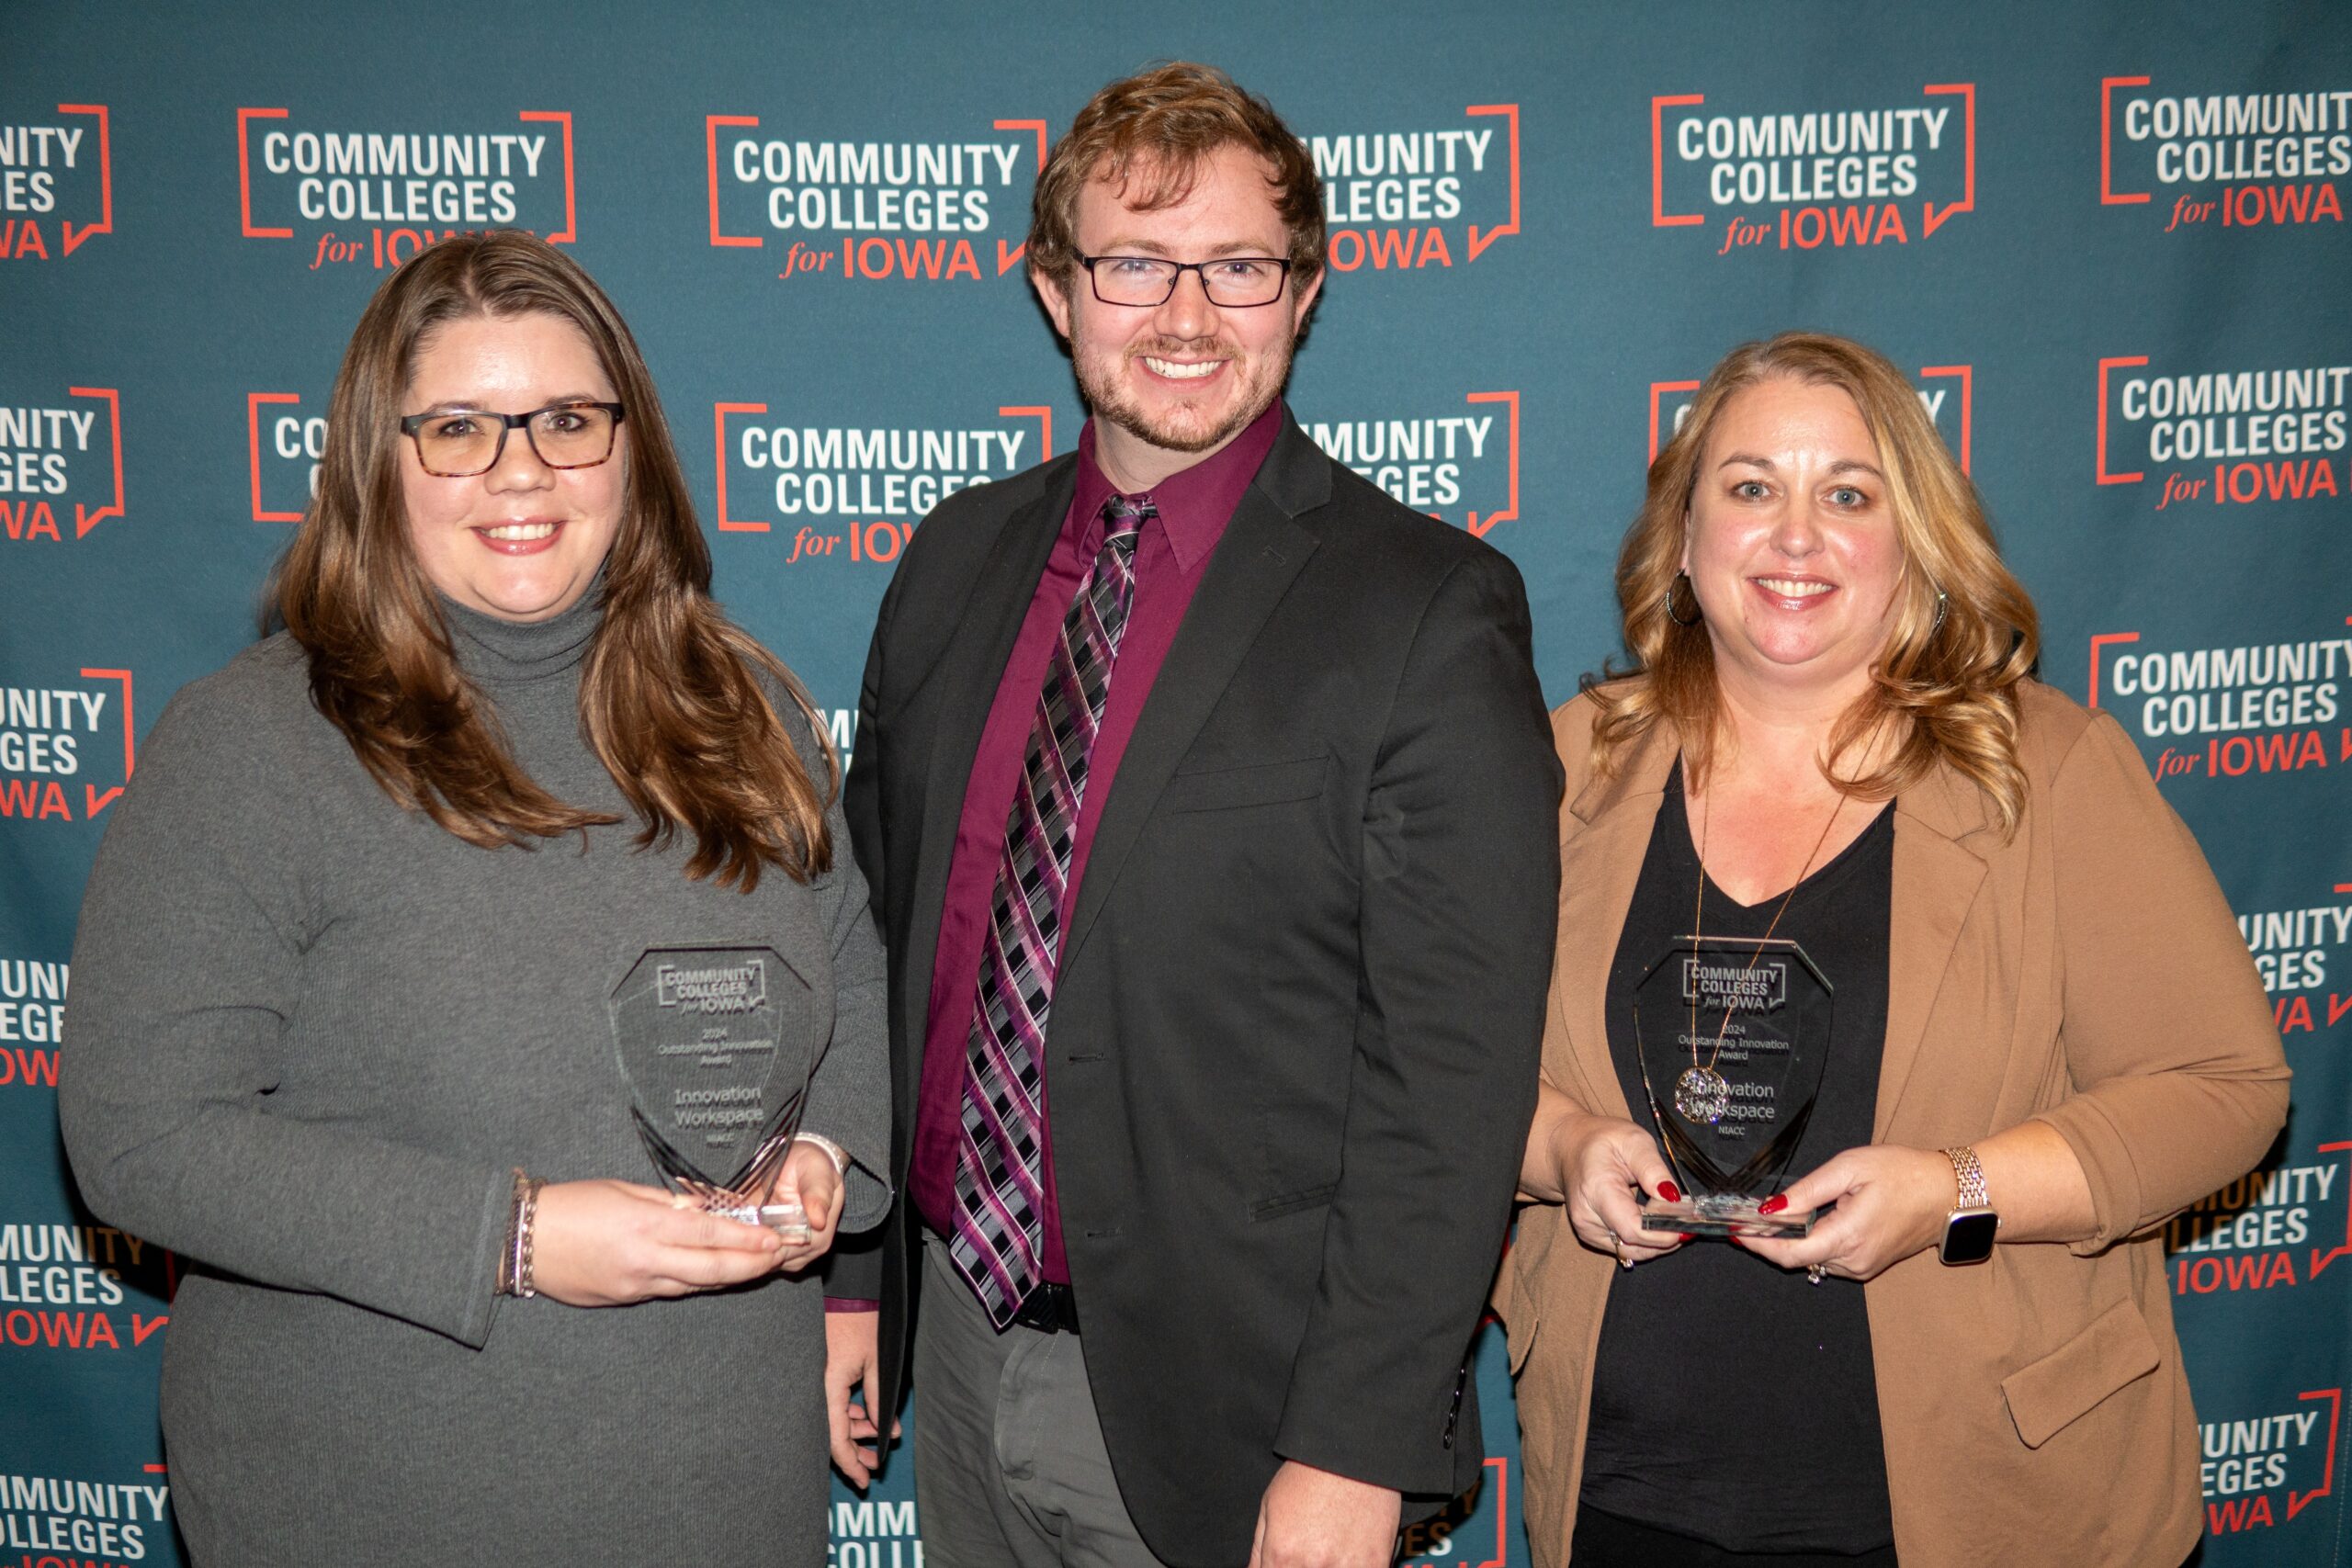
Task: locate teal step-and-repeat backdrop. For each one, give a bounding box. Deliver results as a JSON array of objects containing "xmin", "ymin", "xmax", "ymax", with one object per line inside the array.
[{"xmin": 5, "ymin": 3, "xmax": 2347, "ymax": 1562}]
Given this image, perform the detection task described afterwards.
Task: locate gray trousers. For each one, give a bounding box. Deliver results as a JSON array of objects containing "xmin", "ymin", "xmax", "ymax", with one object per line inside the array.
[{"xmin": 914, "ymin": 1237, "xmax": 1174, "ymax": 1568}]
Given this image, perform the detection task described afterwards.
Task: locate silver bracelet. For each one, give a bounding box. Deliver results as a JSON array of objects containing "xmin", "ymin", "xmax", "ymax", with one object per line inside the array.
[
  {"xmin": 792, "ymin": 1132, "xmax": 852, "ymax": 1179},
  {"xmin": 510, "ymin": 1173, "xmax": 544, "ymax": 1299}
]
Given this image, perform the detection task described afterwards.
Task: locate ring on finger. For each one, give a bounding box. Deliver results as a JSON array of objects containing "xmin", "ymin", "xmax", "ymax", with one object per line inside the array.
[{"xmin": 1806, "ymin": 1264, "xmax": 1826, "ymax": 1285}]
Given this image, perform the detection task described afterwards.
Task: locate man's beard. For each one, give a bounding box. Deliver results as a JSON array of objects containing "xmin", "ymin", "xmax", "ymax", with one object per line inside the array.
[{"xmin": 1072, "ymin": 325, "xmax": 1295, "ymax": 456}]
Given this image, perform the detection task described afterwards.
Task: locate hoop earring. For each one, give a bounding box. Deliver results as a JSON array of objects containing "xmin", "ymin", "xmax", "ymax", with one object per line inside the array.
[
  {"xmin": 1664, "ymin": 570, "xmax": 1703, "ymax": 627},
  {"xmin": 1928, "ymin": 589, "xmax": 1949, "ymax": 640}
]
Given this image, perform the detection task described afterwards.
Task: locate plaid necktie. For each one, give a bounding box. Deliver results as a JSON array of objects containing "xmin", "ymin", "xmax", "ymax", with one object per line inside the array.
[{"xmin": 948, "ymin": 494, "xmax": 1150, "ymax": 1325}]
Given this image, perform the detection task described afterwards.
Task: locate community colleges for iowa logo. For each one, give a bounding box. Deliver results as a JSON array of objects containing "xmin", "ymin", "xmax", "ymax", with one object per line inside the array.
[
  {"xmin": 707, "ymin": 113, "xmax": 1047, "ymax": 282},
  {"xmin": 2172, "ymin": 1137, "xmax": 2352, "ymax": 1296},
  {"xmin": 2096, "ymin": 357, "xmax": 2346, "ymax": 509},
  {"xmin": 0, "ymin": 1461, "xmax": 173, "ymax": 1556},
  {"xmin": 2231, "ymin": 881, "xmax": 2352, "ymax": 1040},
  {"xmin": 0, "ymin": 386, "xmax": 124, "ymax": 543},
  {"xmin": 1397, "ymin": 1456, "xmax": 1511, "ymax": 1568},
  {"xmin": 237, "ymin": 106, "xmax": 577, "ymax": 270},
  {"xmin": 0, "ymin": 104, "xmax": 110, "ymax": 260},
  {"xmin": 0, "ymin": 670, "xmax": 134, "ymax": 824},
  {"xmin": 1304, "ymin": 392, "xmax": 1519, "ymax": 536},
  {"xmin": 1302, "ymin": 105, "xmax": 1521, "ymax": 274},
  {"xmin": 2101, "ymin": 77, "xmax": 2350, "ymax": 232},
  {"xmin": 1652, "ymin": 84, "xmax": 1973, "ymax": 256},
  {"xmin": 2194, "ymin": 1384, "xmax": 2344, "ymax": 1540},
  {"xmin": 1650, "ymin": 365, "xmax": 1971, "ymax": 469},
  {"xmin": 713, "ymin": 400, "xmax": 1052, "ymax": 562},
  {"xmin": 0, "ymin": 957, "xmax": 65, "ymax": 1083},
  {"xmin": 2087, "ymin": 611, "xmax": 2351, "ymax": 787}
]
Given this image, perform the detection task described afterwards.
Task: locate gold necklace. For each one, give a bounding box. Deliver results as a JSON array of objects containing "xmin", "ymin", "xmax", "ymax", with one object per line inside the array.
[{"xmin": 1671, "ymin": 775, "xmax": 1845, "ymax": 1126}]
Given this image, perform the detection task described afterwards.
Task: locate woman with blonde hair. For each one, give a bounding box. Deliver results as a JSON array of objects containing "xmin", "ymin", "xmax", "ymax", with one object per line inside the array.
[
  {"xmin": 1499, "ymin": 331, "xmax": 2288, "ymax": 1566},
  {"xmin": 61, "ymin": 231, "xmax": 886, "ymax": 1566}
]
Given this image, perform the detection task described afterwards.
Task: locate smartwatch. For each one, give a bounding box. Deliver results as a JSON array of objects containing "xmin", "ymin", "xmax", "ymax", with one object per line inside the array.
[{"xmin": 1939, "ymin": 1145, "xmax": 1998, "ymax": 1266}]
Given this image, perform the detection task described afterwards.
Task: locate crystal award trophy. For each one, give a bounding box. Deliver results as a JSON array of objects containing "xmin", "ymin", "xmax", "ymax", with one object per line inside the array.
[
  {"xmin": 610, "ymin": 946, "xmax": 818, "ymax": 1240},
  {"xmin": 1634, "ymin": 936, "xmax": 1832, "ymax": 1238}
]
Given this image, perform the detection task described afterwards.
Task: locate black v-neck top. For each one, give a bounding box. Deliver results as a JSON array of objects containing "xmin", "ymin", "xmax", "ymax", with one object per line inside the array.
[{"xmin": 1580, "ymin": 763, "xmax": 1897, "ymax": 1554}]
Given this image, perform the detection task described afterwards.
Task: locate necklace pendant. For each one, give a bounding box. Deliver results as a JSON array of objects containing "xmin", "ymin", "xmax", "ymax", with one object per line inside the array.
[{"xmin": 1674, "ymin": 1065, "xmax": 1732, "ymax": 1125}]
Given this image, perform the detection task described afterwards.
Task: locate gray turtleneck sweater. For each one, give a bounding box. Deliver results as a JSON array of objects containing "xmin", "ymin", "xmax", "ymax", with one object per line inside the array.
[{"xmin": 60, "ymin": 596, "xmax": 888, "ymax": 1567}]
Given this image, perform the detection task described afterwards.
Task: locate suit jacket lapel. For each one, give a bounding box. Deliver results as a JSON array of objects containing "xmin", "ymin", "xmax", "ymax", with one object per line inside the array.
[
  {"xmin": 1874, "ymin": 761, "xmax": 1995, "ymax": 1138},
  {"xmin": 1554, "ymin": 724, "xmax": 1679, "ymax": 1121},
  {"xmin": 1058, "ymin": 421, "xmax": 1325, "ymax": 970},
  {"xmin": 904, "ymin": 467, "xmax": 1074, "ymax": 1064}
]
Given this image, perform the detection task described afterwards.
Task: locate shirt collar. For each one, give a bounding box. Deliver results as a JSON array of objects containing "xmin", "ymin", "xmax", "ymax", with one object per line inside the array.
[{"xmin": 1070, "ymin": 400, "xmax": 1286, "ymax": 571}]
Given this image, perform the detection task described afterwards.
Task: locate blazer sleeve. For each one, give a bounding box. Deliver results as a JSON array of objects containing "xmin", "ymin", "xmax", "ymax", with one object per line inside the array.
[
  {"xmin": 786, "ymin": 701, "xmax": 893, "ymax": 1235},
  {"xmin": 2029, "ymin": 711, "xmax": 2291, "ymax": 1253},
  {"xmin": 58, "ymin": 685, "xmax": 514, "ymax": 1348},
  {"xmin": 1272, "ymin": 548, "xmax": 1565, "ymax": 1492},
  {"xmin": 821, "ymin": 562, "xmax": 903, "ymax": 1303}
]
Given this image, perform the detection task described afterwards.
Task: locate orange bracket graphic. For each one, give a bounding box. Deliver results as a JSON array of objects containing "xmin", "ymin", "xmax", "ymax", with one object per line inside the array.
[
  {"xmin": 69, "ymin": 387, "xmax": 125, "ymax": 537},
  {"xmin": 1651, "ymin": 96, "xmax": 1704, "ymax": 227},
  {"xmin": 248, "ymin": 392, "xmax": 304, "ymax": 524},
  {"xmin": 2102, "ymin": 77, "xmax": 2154, "ymax": 205},
  {"xmin": 238, "ymin": 107, "xmax": 291, "ymax": 238},
  {"xmin": 1465, "ymin": 391, "xmax": 1519, "ymax": 538},
  {"xmin": 2308, "ymin": 1144, "xmax": 2352, "ymax": 1280},
  {"xmin": 998, "ymin": 405, "xmax": 1054, "ymax": 463},
  {"xmin": 58, "ymin": 104, "xmax": 111, "ymax": 254},
  {"xmin": 1919, "ymin": 365, "xmax": 1973, "ymax": 474},
  {"xmin": 707, "ymin": 115, "xmax": 763, "ymax": 248},
  {"xmin": 2085, "ymin": 632, "xmax": 2142, "ymax": 706},
  {"xmin": 78, "ymin": 667, "xmax": 134, "ymax": 817},
  {"xmin": 1648, "ymin": 380, "xmax": 1702, "ymax": 464},
  {"xmin": 1922, "ymin": 85, "xmax": 1974, "ymax": 237},
  {"xmin": 2096, "ymin": 357, "xmax": 2149, "ymax": 485},
  {"xmin": 1465, "ymin": 105, "xmax": 1520, "ymax": 261},
  {"xmin": 519, "ymin": 111, "xmax": 576, "ymax": 243},
  {"xmin": 994, "ymin": 119, "xmax": 1050, "ymax": 276},
  {"xmin": 714, "ymin": 403, "xmax": 770, "ymax": 532},
  {"xmin": 2290, "ymin": 1389, "xmax": 2341, "ymax": 1520}
]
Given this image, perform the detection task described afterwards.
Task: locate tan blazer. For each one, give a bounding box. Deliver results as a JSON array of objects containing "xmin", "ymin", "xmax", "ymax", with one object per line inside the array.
[{"xmin": 1495, "ymin": 681, "xmax": 2290, "ymax": 1568}]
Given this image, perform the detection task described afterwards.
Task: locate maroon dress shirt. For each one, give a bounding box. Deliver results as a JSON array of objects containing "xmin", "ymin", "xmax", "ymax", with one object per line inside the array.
[{"xmin": 904, "ymin": 401, "xmax": 1283, "ymax": 1288}]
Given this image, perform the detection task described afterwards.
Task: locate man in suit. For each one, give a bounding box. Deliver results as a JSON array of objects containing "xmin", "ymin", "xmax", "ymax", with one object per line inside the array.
[{"xmin": 823, "ymin": 62, "xmax": 1561, "ymax": 1568}]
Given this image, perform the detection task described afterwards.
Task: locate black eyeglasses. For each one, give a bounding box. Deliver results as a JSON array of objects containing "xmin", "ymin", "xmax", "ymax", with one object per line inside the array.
[
  {"xmin": 398, "ymin": 401, "xmax": 626, "ymax": 478},
  {"xmin": 1077, "ymin": 254, "xmax": 1295, "ymax": 308}
]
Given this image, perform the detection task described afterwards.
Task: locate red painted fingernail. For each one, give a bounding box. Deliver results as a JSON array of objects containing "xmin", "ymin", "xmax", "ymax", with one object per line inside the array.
[
  {"xmin": 1758, "ymin": 1194, "xmax": 1789, "ymax": 1214},
  {"xmin": 1679, "ymin": 1233, "xmax": 1698, "ymax": 1243},
  {"xmin": 1657, "ymin": 1181, "xmax": 1682, "ymax": 1203}
]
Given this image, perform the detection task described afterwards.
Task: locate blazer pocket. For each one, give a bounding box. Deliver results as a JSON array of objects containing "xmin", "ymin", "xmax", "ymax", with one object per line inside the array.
[
  {"xmin": 1249, "ymin": 1182, "xmax": 1339, "ymax": 1222},
  {"xmin": 1162, "ymin": 755, "xmax": 1329, "ymax": 814},
  {"xmin": 2000, "ymin": 1298, "xmax": 2162, "ymax": 1449}
]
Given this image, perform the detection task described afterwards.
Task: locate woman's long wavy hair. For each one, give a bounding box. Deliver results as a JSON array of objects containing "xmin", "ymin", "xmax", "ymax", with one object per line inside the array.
[
  {"xmin": 275, "ymin": 231, "xmax": 833, "ymax": 889},
  {"xmin": 1588, "ymin": 332, "xmax": 2040, "ymax": 834}
]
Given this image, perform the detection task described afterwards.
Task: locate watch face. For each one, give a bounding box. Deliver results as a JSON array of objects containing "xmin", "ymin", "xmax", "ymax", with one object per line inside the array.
[{"xmin": 1942, "ymin": 1210, "xmax": 1999, "ymax": 1265}]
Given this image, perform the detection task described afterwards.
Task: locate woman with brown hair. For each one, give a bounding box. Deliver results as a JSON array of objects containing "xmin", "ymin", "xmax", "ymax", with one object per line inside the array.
[
  {"xmin": 1497, "ymin": 332, "xmax": 2288, "ymax": 1567},
  {"xmin": 60, "ymin": 231, "xmax": 886, "ymax": 1566}
]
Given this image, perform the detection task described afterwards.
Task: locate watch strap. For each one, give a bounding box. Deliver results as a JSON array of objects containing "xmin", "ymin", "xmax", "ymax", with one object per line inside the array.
[{"xmin": 1942, "ymin": 1145, "xmax": 1989, "ymax": 1210}]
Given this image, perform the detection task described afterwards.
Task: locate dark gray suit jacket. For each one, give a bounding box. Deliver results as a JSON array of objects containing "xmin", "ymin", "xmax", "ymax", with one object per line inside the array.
[{"xmin": 834, "ymin": 412, "xmax": 1561, "ymax": 1565}]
